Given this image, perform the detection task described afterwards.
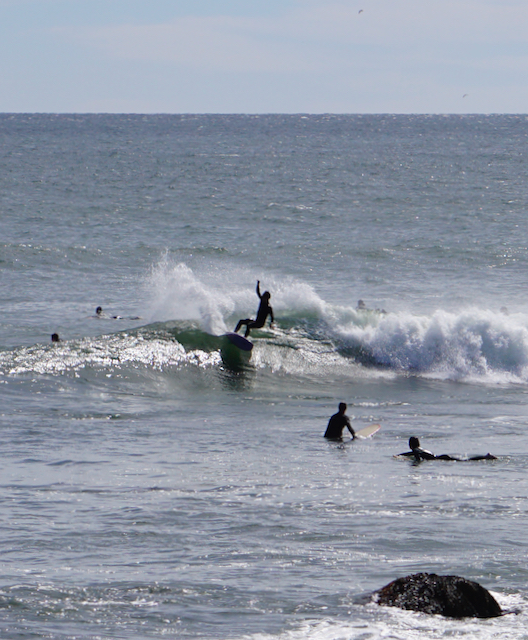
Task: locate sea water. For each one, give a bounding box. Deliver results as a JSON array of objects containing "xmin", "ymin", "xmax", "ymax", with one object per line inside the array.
[{"xmin": 1, "ymin": 114, "xmax": 528, "ymax": 639}]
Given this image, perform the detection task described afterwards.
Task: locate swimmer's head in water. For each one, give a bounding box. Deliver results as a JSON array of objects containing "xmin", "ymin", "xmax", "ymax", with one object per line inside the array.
[
  {"xmin": 357, "ymin": 299, "xmax": 366, "ymax": 309},
  {"xmin": 338, "ymin": 402, "xmax": 347, "ymax": 413},
  {"xmin": 96, "ymin": 306, "xmax": 103, "ymax": 315},
  {"xmin": 51, "ymin": 333, "xmax": 60, "ymax": 342},
  {"xmin": 409, "ymin": 436, "xmax": 420, "ymax": 449}
]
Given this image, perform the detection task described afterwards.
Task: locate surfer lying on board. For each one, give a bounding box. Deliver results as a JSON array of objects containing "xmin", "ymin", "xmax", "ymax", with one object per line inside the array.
[
  {"xmin": 94, "ymin": 306, "xmax": 141, "ymax": 320},
  {"xmin": 324, "ymin": 403, "xmax": 356, "ymax": 440},
  {"xmin": 234, "ymin": 281, "xmax": 274, "ymax": 337},
  {"xmin": 397, "ymin": 437, "xmax": 497, "ymax": 462},
  {"xmin": 95, "ymin": 306, "xmax": 122, "ymax": 319}
]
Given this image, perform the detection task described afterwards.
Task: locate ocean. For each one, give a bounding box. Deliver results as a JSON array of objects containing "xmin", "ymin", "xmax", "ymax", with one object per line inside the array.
[{"xmin": 1, "ymin": 113, "xmax": 528, "ymax": 639}]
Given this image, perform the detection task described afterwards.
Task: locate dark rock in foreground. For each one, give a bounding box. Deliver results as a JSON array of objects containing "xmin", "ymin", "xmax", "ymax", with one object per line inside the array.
[{"xmin": 374, "ymin": 572, "xmax": 502, "ymax": 618}]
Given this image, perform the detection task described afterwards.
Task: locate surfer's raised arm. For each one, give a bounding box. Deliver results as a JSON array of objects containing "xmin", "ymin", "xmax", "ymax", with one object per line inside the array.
[{"xmin": 256, "ymin": 280, "xmax": 262, "ymax": 299}]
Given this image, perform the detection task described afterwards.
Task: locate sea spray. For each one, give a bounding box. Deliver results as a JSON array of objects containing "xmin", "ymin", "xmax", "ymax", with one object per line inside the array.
[
  {"xmin": 145, "ymin": 259, "xmax": 234, "ymax": 335},
  {"xmin": 144, "ymin": 258, "xmax": 328, "ymax": 334}
]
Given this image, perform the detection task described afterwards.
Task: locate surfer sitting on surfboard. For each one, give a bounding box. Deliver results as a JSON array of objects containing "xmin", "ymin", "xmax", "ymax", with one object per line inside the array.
[
  {"xmin": 398, "ymin": 437, "xmax": 497, "ymax": 462},
  {"xmin": 234, "ymin": 281, "xmax": 274, "ymax": 337},
  {"xmin": 324, "ymin": 403, "xmax": 356, "ymax": 440}
]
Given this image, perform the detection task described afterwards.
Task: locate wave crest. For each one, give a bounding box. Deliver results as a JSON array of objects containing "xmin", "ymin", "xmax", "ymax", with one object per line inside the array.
[{"xmin": 333, "ymin": 308, "xmax": 528, "ymax": 383}]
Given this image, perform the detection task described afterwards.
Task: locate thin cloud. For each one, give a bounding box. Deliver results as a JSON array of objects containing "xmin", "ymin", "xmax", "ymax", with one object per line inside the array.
[
  {"xmin": 5, "ymin": 0, "xmax": 528, "ymax": 112},
  {"xmin": 52, "ymin": 0, "xmax": 528, "ymax": 75},
  {"xmin": 57, "ymin": 16, "xmax": 324, "ymax": 73}
]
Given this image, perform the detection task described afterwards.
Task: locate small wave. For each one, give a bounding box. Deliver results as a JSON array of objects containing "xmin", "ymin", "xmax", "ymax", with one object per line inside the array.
[{"xmin": 0, "ymin": 328, "xmax": 221, "ymax": 378}]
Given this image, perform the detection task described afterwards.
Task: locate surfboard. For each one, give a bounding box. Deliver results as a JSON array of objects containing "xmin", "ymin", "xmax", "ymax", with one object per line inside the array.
[
  {"xmin": 223, "ymin": 332, "xmax": 253, "ymax": 352},
  {"xmin": 354, "ymin": 423, "xmax": 381, "ymax": 439},
  {"xmin": 336, "ymin": 423, "xmax": 380, "ymax": 449},
  {"xmin": 343, "ymin": 424, "xmax": 381, "ymax": 444}
]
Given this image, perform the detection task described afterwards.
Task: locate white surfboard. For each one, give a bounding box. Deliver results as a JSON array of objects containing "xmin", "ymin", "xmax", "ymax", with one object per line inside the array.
[
  {"xmin": 354, "ymin": 423, "xmax": 381, "ymax": 439},
  {"xmin": 343, "ymin": 424, "xmax": 381, "ymax": 444},
  {"xmin": 336, "ymin": 423, "xmax": 380, "ymax": 448}
]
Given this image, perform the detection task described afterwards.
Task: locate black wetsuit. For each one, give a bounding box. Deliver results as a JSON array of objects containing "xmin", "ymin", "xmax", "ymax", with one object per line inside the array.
[
  {"xmin": 324, "ymin": 412, "xmax": 355, "ymax": 439},
  {"xmin": 398, "ymin": 447, "xmax": 496, "ymax": 462},
  {"xmin": 398, "ymin": 447, "xmax": 436, "ymax": 462},
  {"xmin": 235, "ymin": 282, "xmax": 274, "ymax": 337}
]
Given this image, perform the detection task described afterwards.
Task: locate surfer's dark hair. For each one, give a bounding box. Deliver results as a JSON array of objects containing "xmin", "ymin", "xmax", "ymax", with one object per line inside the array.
[{"xmin": 409, "ymin": 436, "xmax": 420, "ymax": 449}]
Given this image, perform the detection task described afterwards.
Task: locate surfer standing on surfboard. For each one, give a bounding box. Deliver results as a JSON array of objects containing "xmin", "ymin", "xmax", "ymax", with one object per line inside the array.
[
  {"xmin": 324, "ymin": 403, "xmax": 356, "ymax": 439},
  {"xmin": 234, "ymin": 281, "xmax": 274, "ymax": 337}
]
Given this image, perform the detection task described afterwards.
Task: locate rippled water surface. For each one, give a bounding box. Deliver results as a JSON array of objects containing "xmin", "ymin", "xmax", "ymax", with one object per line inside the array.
[{"xmin": 1, "ymin": 114, "xmax": 528, "ymax": 638}]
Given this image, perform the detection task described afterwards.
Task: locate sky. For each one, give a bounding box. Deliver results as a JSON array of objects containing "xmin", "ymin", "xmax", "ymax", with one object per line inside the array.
[{"xmin": 0, "ymin": 0, "xmax": 527, "ymax": 113}]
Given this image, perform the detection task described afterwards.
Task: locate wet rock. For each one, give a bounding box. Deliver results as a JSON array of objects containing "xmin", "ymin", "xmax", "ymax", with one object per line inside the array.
[{"xmin": 374, "ymin": 572, "xmax": 502, "ymax": 618}]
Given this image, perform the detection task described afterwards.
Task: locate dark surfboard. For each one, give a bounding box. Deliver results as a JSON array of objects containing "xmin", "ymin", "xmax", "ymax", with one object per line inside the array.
[{"xmin": 224, "ymin": 332, "xmax": 253, "ymax": 351}]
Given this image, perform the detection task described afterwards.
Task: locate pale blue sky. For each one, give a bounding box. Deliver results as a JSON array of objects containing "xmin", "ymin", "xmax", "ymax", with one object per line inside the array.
[{"xmin": 1, "ymin": 0, "xmax": 527, "ymax": 113}]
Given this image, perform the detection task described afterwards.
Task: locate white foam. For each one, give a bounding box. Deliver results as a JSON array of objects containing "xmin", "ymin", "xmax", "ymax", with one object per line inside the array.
[
  {"xmin": 332, "ymin": 307, "xmax": 528, "ymax": 384},
  {"xmin": 230, "ymin": 595, "xmax": 528, "ymax": 640}
]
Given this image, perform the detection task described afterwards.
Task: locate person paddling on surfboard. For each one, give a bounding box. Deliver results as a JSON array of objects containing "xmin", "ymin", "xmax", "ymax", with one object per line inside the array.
[
  {"xmin": 398, "ymin": 437, "xmax": 497, "ymax": 462},
  {"xmin": 234, "ymin": 281, "xmax": 274, "ymax": 338},
  {"xmin": 94, "ymin": 306, "xmax": 140, "ymax": 320},
  {"xmin": 95, "ymin": 306, "xmax": 121, "ymax": 319},
  {"xmin": 324, "ymin": 403, "xmax": 356, "ymax": 440}
]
